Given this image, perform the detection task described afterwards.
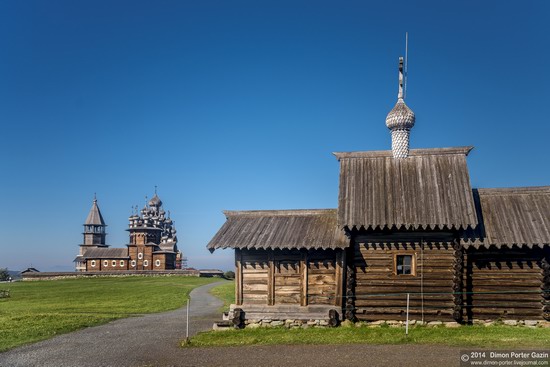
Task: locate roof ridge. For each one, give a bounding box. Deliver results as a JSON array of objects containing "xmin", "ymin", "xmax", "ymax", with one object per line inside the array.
[
  {"xmin": 477, "ymin": 186, "xmax": 550, "ymax": 195},
  {"xmin": 333, "ymin": 146, "xmax": 474, "ymax": 160},
  {"xmin": 223, "ymin": 209, "xmax": 337, "ymax": 217}
]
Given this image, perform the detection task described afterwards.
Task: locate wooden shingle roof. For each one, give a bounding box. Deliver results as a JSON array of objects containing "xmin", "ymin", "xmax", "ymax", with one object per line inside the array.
[
  {"xmin": 207, "ymin": 209, "xmax": 348, "ymax": 251},
  {"xmin": 82, "ymin": 248, "xmax": 129, "ymax": 259},
  {"xmin": 334, "ymin": 147, "xmax": 478, "ymax": 230},
  {"xmin": 464, "ymin": 186, "xmax": 550, "ymax": 248}
]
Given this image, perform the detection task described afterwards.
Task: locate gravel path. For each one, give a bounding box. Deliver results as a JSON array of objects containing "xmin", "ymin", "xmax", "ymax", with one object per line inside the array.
[
  {"xmin": 0, "ymin": 280, "xmax": 227, "ymax": 367},
  {"xmin": 0, "ymin": 280, "xmax": 463, "ymax": 367}
]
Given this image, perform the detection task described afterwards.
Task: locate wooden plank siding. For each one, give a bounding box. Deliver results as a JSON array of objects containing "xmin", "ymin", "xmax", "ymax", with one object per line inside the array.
[
  {"xmin": 353, "ymin": 242, "xmax": 455, "ymax": 321},
  {"xmin": 237, "ymin": 248, "xmax": 342, "ymax": 307},
  {"xmin": 465, "ymin": 248, "xmax": 545, "ymax": 320}
]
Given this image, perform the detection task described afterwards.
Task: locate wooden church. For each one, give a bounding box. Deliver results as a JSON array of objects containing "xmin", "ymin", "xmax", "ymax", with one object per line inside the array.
[{"xmin": 207, "ymin": 57, "xmax": 550, "ymax": 326}]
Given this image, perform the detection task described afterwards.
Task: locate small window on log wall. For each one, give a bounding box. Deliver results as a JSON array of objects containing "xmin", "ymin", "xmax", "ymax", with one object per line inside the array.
[{"xmin": 395, "ymin": 254, "xmax": 415, "ymax": 276}]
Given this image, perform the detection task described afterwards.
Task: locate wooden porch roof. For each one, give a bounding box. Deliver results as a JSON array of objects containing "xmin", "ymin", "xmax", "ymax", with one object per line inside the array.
[
  {"xmin": 463, "ymin": 186, "xmax": 550, "ymax": 248},
  {"xmin": 207, "ymin": 209, "xmax": 349, "ymax": 251}
]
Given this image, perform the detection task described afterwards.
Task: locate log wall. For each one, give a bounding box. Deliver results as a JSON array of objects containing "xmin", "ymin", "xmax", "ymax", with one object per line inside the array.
[
  {"xmin": 465, "ymin": 247, "xmax": 544, "ymax": 321},
  {"xmin": 353, "ymin": 242, "xmax": 455, "ymax": 322}
]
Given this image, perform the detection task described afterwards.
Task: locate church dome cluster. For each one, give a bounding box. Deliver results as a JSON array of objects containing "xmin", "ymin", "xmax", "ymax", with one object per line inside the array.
[{"xmin": 129, "ymin": 194, "xmax": 178, "ymax": 247}]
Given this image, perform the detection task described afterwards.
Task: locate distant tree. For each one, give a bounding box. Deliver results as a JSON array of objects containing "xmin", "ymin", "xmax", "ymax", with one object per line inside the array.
[
  {"xmin": 224, "ymin": 271, "xmax": 235, "ymax": 280},
  {"xmin": 0, "ymin": 268, "xmax": 9, "ymax": 281}
]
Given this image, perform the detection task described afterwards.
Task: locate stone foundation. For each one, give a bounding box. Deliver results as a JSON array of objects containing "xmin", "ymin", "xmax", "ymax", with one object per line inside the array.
[{"xmin": 244, "ymin": 318, "xmax": 331, "ymax": 329}]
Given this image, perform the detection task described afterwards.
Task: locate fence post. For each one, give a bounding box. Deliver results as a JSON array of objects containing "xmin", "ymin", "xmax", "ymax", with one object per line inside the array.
[{"xmin": 405, "ymin": 293, "xmax": 410, "ymax": 336}]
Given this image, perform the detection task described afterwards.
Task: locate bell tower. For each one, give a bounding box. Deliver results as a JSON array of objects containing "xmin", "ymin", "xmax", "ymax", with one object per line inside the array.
[{"xmin": 81, "ymin": 195, "xmax": 108, "ymax": 252}]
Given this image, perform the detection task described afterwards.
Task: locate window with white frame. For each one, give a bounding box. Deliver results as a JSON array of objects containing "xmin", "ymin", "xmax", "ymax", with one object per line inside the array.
[
  {"xmin": 155, "ymin": 260, "xmax": 161, "ymax": 267},
  {"xmin": 112, "ymin": 260, "xmax": 116, "ymax": 267},
  {"xmin": 138, "ymin": 252, "xmax": 143, "ymax": 260},
  {"xmin": 131, "ymin": 260, "xmax": 136, "ymax": 267},
  {"xmin": 103, "ymin": 260, "xmax": 108, "ymax": 267},
  {"xmin": 91, "ymin": 260, "xmax": 96, "ymax": 267},
  {"xmin": 120, "ymin": 260, "xmax": 125, "ymax": 267},
  {"xmin": 143, "ymin": 260, "xmax": 148, "ymax": 267}
]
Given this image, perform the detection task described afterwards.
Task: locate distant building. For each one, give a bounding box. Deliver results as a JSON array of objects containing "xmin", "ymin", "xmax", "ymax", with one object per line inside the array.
[
  {"xmin": 21, "ymin": 267, "xmax": 40, "ymax": 274},
  {"xmin": 75, "ymin": 193, "xmax": 184, "ymax": 272}
]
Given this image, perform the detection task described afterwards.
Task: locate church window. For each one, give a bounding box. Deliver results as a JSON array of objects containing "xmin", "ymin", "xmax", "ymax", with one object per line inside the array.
[
  {"xmin": 394, "ymin": 254, "xmax": 415, "ymax": 276},
  {"xmin": 91, "ymin": 260, "xmax": 96, "ymax": 267},
  {"xmin": 144, "ymin": 260, "xmax": 149, "ymax": 267},
  {"xmin": 155, "ymin": 260, "xmax": 161, "ymax": 267},
  {"xmin": 138, "ymin": 252, "xmax": 143, "ymax": 260},
  {"xmin": 112, "ymin": 260, "xmax": 116, "ymax": 267},
  {"xmin": 103, "ymin": 260, "xmax": 108, "ymax": 267},
  {"xmin": 120, "ymin": 260, "xmax": 125, "ymax": 267},
  {"xmin": 131, "ymin": 260, "xmax": 136, "ymax": 267}
]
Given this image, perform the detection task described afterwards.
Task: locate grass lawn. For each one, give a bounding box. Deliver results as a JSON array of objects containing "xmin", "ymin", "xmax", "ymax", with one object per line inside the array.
[
  {"xmin": 189, "ymin": 324, "xmax": 550, "ymax": 349},
  {"xmin": 209, "ymin": 280, "xmax": 234, "ymax": 313},
  {"xmin": 0, "ymin": 276, "xmax": 217, "ymax": 352},
  {"xmin": 199, "ymin": 283, "xmax": 550, "ymax": 349}
]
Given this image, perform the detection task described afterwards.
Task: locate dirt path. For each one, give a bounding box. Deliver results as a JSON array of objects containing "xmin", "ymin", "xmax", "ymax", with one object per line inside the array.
[{"xmin": 0, "ymin": 280, "xmax": 463, "ymax": 367}]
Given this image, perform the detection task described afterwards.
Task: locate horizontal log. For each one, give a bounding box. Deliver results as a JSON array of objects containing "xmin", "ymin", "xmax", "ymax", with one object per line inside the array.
[
  {"xmin": 243, "ymin": 284, "xmax": 268, "ymax": 292},
  {"xmin": 354, "ymin": 299, "xmax": 454, "ymax": 308},
  {"xmin": 357, "ymin": 314, "xmax": 455, "ymax": 322},
  {"xmin": 468, "ymin": 308, "xmax": 542, "ymax": 317},
  {"xmin": 354, "ymin": 307, "xmax": 453, "ymax": 315},
  {"xmin": 356, "ymin": 282, "xmax": 453, "ymax": 287},
  {"xmin": 242, "ymin": 267, "xmax": 269, "ymax": 273},
  {"xmin": 275, "ymin": 278, "xmax": 301, "ymax": 287}
]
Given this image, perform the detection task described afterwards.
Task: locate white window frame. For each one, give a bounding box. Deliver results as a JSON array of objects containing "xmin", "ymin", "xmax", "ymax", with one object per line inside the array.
[
  {"xmin": 155, "ymin": 259, "xmax": 161, "ymax": 267},
  {"xmin": 143, "ymin": 260, "xmax": 149, "ymax": 267},
  {"xmin": 138, "ymin": 252, "xmax": 143, "ymax": 260},
  {"xmin": 112, "ymin": 260, "xmax": 116, "ymax": 267},
  {"xmin": 91, "ymin": 260, "xmax": 96, "ymax": 267},
  {"xmin": 103, "ymin": 260, "xmax": 108, "ymax": 267},
  {"xmin": 131, "ymin": 260, "xmax": 136, "ymax": 267},
  {"xmin": 120, "ymin": 260, "xmax": 125, "ymax": 267}
]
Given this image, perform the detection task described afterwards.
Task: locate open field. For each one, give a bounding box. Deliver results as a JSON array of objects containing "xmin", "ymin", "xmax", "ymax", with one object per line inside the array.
[
  {"xmin": 209, "ymin": 280, "xmax": 234, "ymax": 312},
  {"xmin": 0, "ymin": 276, "xmax": 217, "ymax": 352},
  {"xmin": 189, "ymin": 324, "xmax": 550, "ymax": 349}
]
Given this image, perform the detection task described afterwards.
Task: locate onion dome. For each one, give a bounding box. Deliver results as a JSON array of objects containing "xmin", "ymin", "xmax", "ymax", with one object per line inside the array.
[
  {"xmin": 148, "ymin": 193, "xmax": 162, "ymax": 207},
  {"xmin": 385, "ymin": 56, "xmax": 415, "ymax": 159},
  {"xmin": 385, "ymin": 99, "xmax": 415, "ymax": 130}
]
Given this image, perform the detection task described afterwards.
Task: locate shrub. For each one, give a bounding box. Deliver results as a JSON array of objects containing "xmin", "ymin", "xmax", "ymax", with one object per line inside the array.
[{"xmin": 223, "ymin": 271, "xmax": 235, "ymax": 280}]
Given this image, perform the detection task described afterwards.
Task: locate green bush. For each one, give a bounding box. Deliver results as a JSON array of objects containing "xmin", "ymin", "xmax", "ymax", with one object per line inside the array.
[{"xmin": 223, "ymin": 271, "xmax": 235, "ymax": 280}]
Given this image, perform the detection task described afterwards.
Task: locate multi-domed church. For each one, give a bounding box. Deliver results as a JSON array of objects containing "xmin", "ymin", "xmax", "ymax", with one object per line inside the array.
[{"xmin": 74, "ymin": 193, "xmax": 183, "ymax": 272}]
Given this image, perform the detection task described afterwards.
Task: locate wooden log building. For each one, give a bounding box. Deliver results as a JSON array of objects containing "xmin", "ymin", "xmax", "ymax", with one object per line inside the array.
[{"xmin": 207, "ymin": 57, "xmax": 550, "ymax": 326}]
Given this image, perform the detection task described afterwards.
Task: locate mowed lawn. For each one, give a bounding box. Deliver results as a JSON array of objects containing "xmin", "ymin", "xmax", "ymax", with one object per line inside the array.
[
  {"xmin": 0, "ymin": 276, "xmax": 217, "ymax": 352},
  {"xmin": 196, "ymin": 282, "xmax": 550, "ymax": 349}
]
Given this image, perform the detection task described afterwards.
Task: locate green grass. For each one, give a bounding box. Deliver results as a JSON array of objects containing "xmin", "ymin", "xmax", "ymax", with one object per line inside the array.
[
  {"xmin": 209, "ymin": 281, "xmax": 234, "ymax": 312},
  {"xmin": 188, "ymin": 324, "xmax": 550, "ymax": 349},
  {"xmin": 0, "ymin": 276, "xmax": 217, "ymax": 352}
]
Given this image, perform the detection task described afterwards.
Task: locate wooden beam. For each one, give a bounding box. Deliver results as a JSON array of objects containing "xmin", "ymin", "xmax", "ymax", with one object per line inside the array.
[
  {"xmin": 235, "ymin": 249, "xmax": 243, "ymax": 305},
  {"xmin": 301, "ymin": 251, "xmax": 308, "ymax": 307},
  {"xmin": 335, "ymin": 250, "xmax": 343, "ymax": 307},
  {"xmin": 268, "ymin": 252, "xmax": 274, "ymax": 306}
]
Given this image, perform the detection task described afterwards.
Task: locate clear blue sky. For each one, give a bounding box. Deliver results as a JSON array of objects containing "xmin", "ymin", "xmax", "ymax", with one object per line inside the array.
[{"xmin": 1, "ymin": 1, "xmax": 548, "ymax": 272}]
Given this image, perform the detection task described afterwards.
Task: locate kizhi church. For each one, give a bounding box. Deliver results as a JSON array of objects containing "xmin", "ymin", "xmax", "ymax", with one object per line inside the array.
[{"xmin": 74, "ymin": 192, "xmax": 184, "ymax": 272}]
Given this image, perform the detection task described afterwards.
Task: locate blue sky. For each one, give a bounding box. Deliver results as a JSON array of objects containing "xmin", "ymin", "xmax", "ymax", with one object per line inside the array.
[{"xmin": 0, "ymin": 1, "xmax": 548, "ymax": 272}]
